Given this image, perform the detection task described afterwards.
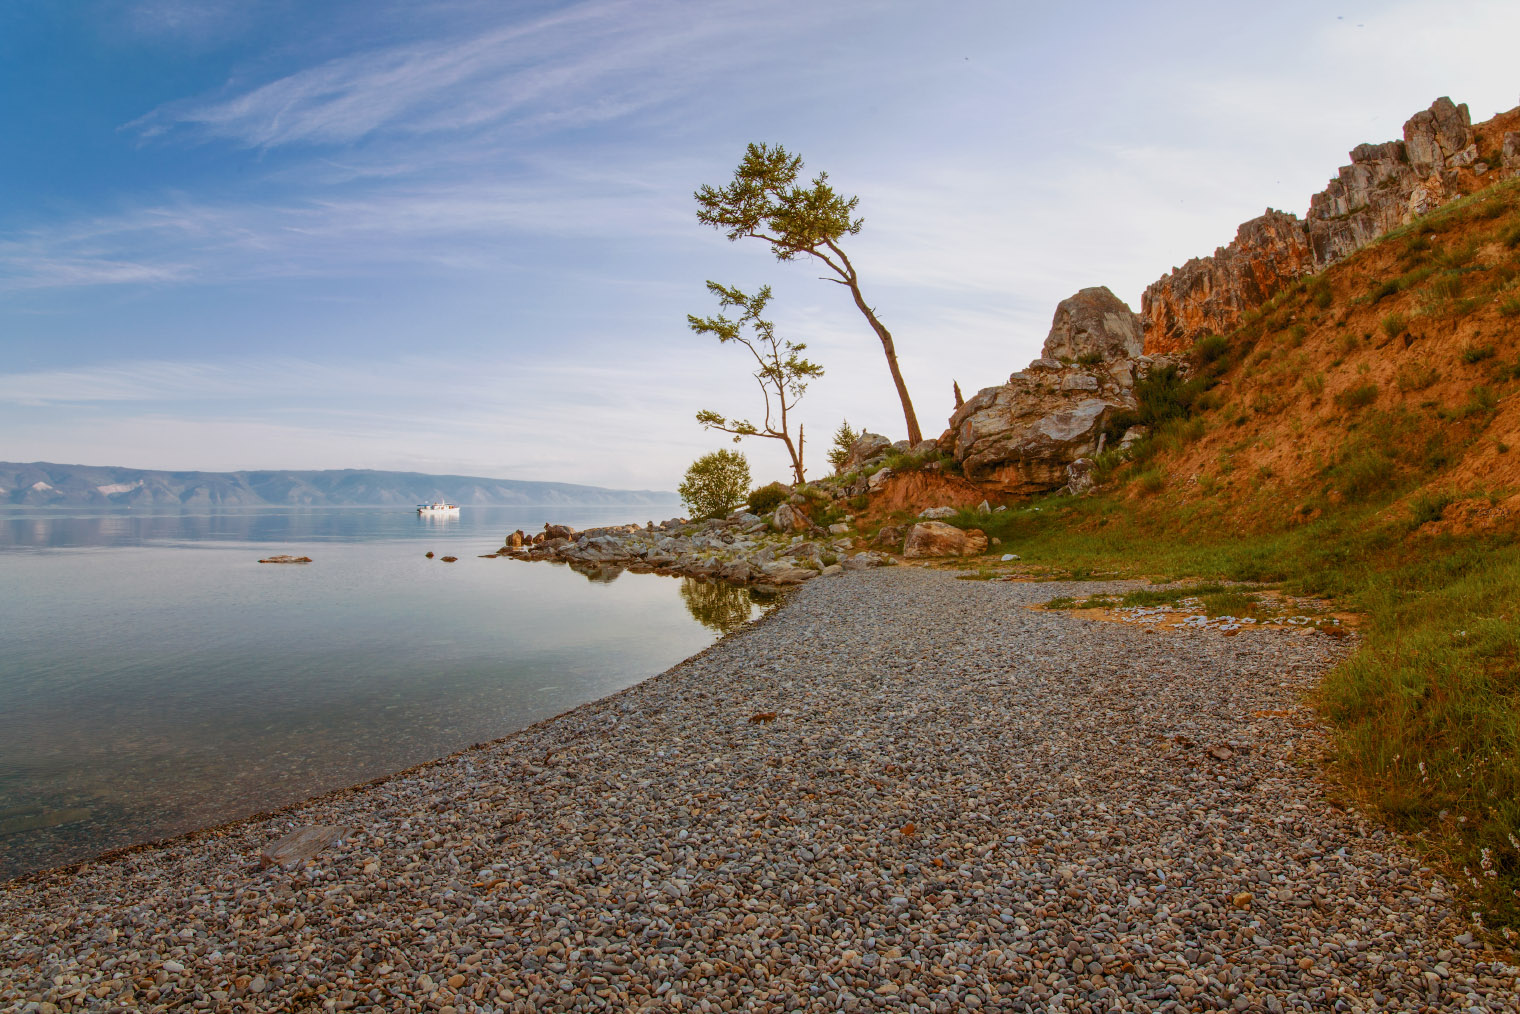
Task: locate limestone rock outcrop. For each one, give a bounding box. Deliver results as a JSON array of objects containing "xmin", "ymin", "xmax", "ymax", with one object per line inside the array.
[
  {"xmin": 1041, "ymin": 286, "xmax": 1143, "ymax": 362},
  {"xmin": 947, "ymin": 288, "xmax": 1160, "ymax": 494},
  {"xmin": 1305, "ymin": 97, "xmax": 1476, "ymax": 270},
  {"xmin": 1503, "ymin": 132, "xmax": 1520, "ymax": 171},
  {"xmin": 841, "ymin": 432, "xmax": 893, "ymax": 472},
  {"xmin": 1142, "ymin": 210, "xmax": 1312, "ymax": 355},
  {"xmin": 947, "ymin": 357, "xmax": 1147, "ymax": 495},
  {"xmin": 1141, "ymin": 97, "xmax": 1504, "ymax": 354}
]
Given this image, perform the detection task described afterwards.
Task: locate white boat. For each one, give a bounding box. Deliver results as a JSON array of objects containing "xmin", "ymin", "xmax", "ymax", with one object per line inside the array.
[{"xmin": 416, "ymin": 501, "xmax": 460, "ymax": 515}]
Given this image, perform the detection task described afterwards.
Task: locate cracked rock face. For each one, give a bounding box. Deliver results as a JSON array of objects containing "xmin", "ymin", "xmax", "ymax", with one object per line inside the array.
[
  {"xmin": 947, "ymin": 358, "xmax": 1140, "ymax": 495},
  {"xmin": 1142, "ymin": 209, "xmax": 1313, "ymax": 356},
  {"xmin": 1303, "ymin": 98, "xmax": 1475, "ymax": 271},
  {"xmin": 1142, "ymin": 96, "xmax": 1489, "ymax": 354},
  {"xmin": 945, "ymin": 287, "xmax": 1155, "ymax": 495},
  {"xmin": 1041, "ymin": 286, "xmax": 1144, "ymax": 362}
]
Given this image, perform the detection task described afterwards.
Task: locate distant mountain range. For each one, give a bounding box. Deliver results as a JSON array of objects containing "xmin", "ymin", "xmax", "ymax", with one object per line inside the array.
[{"xmin": 0, "ymin": 462, "xmax": 680, "ymax": 508}]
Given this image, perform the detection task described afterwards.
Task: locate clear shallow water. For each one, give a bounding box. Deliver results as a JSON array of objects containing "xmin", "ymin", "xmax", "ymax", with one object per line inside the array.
[{"xmin": 0, "ymin": 506, "xmax": 765, "ymax": 879}]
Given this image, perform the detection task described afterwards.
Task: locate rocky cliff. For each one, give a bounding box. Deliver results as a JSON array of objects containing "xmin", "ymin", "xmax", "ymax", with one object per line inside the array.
[
  {"xmin": 1140, "ymin": 210, "xmax": 1313, "ymax": 356},
  {"xmin": 1142, "ymin": 96, "xmax": 1520, "ymax": 354}
]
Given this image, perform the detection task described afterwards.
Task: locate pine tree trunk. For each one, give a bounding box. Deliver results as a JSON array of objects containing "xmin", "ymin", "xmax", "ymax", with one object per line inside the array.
[{"xmin": 847, "ymin": 281, "xmax": 922, "ymax": 445}]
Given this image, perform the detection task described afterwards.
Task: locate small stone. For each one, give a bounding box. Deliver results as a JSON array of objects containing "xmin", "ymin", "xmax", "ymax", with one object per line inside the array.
[{"xmin": 1232, "ymin": 892, "xmax": 1253, "ymax": 910}]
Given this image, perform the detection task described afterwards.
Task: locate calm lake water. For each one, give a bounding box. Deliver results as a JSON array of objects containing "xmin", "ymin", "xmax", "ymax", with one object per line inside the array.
[{"xmin": 0, "ymin": 505, "xmax": 767, "ymax": 880}]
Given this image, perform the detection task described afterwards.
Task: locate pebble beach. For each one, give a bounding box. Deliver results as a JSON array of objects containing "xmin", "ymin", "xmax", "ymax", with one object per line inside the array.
[{"xmin": 3, "ymin": 567, "xmax": 1515, "ymax": 1012}]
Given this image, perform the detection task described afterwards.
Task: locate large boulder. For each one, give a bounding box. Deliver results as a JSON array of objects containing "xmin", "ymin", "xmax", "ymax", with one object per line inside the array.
[
  {"xmin": 903, "ymin": 522, "xmax": 987, "ymax": 558},
  {"xmin": 842, "ymin": 432, "xmax": 893, "ymax": 471},
  {"xmin": 946, "ymin": 357, "xmax": 1143, "ymax": 494},
  {"xmin": 770, "ymin": 503, "xmax": 811, "ymax": 533},
  {"xmin": 1041, "ymin": 286, "xmax": 1143, "ymax": 362},
  {"xmin": 1065, "ymin": 458, "xmax": 1097, "ymax": 496}
]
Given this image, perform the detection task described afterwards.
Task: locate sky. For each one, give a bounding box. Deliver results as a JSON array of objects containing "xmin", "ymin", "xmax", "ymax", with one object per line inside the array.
[{"xmin": 2, "ymin": 0, "xmax": 1519, "ymax": 490}]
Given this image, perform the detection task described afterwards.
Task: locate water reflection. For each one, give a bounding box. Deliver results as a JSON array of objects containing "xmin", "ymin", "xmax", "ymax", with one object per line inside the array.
[
  {"xmin": 0, "ymin": 505, "xmax": 654, "ymax": 550},
  {"xmin": 679, "ymin": 577, "xmax": 775, "ymax": 634},
  {"xmin": 568, "ymin": 561, "xmax": 625, "ymax": 583}
]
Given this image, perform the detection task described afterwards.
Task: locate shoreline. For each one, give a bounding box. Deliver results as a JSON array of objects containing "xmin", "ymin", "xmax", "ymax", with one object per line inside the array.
[
  {"xmin": 2, "ymin": 579, "xmax": 787, "ymax": 892},
  {"xmin": 4, "ymin": 569, "xmax": 1514, "ymax": 1012}
]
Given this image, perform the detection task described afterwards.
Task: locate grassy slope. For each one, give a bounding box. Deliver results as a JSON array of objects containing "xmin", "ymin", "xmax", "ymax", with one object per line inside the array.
[{"xmin": 900, "ymin": 177, "xmax": 1520, "ymax": 932}]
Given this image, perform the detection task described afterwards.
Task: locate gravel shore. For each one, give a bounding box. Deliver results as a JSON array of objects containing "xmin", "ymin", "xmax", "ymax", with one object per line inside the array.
[{"xmin": 3, "ymin": 568, "xmax": 1514, "ymax": 1012}]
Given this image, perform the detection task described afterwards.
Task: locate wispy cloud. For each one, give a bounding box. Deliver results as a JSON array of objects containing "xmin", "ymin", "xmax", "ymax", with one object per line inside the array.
[
  {"xmin": 0, "ymin": 166, "xmax": 697, "ymax": 292},
  {"xmin": 127, "ymin": 0, "xmax": 840, "ymax": 149}
]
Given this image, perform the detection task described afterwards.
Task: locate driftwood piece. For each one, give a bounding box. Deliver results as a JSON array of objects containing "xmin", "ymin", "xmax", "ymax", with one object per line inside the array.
[{"xmin": 258, "ymin": 555, "xmax": 312, "ymax": 564}]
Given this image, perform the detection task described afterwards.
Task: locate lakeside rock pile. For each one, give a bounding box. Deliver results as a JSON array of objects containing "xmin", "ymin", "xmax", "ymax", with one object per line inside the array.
[{"xmin": 498, "ymin": 516, "xmax": 897, "ymax": 590}]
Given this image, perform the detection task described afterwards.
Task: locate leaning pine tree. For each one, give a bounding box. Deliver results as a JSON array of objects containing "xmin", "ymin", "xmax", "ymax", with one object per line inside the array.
[
  {"xmin": 689, "ymin": 281, "xmax": 822, "ymax": 485},
  {"xmin": 695, "ymin": 143, "xmax": 923, "ymax": 445}
]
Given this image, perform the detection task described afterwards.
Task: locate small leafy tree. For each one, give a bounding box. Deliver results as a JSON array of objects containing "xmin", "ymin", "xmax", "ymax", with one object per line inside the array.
[
  {"xmin": 690, "ymin": 282, "xmax": 821, "ymax": 484},
  {"xmin": 696, "ymin": 143, "xmax": 922, "ymax": 444},
  {"xmin": 678, "ymin": 449, "xmax": 751, "ymax": 520},
  {"xmin": 827, "ymin": 419, "xmax": 859, "ymax": 474}
]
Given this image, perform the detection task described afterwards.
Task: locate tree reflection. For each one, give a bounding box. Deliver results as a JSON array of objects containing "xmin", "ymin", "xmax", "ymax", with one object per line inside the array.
[{"xmin": 679, "ymin": 578, "xmax": 768, "ymax": 634}]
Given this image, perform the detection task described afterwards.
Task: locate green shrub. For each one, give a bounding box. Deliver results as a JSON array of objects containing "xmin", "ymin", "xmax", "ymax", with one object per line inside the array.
[
  {"xmin": 1335, "ymin": 448, "xmax": 1396, "ymax": 499},
  {"xmin": 1409, "ymin": 489, "xmax": 1455, "ymax": 527},
  {"xmin": 1457, "ymin": 385, "xmax": 1499, "ymax": 420},
  {"xmin": 1370, "ymin": 279, "xmax": 1400, "ymax": 302},
  {"xmin": 1431, "ymin": 272, "xmax": 1464, "ymax": 300},
  {"xmin": 1303, "ymin": 372, "xmax": 1326, "ymax": 398},
  {"xmin": 678, "ymin": 449, "xmax": 751, "ymax": 520},
  {"xmin": 1380, "ymin": 313, "xmax": 1408, "ymax": 339},
  {"xmin": 1394, "ymin": 363, "xmax": 1439, "ymax": 392},
  {"xmin": 1499, "ymin": 297, "xmax": 1520, "ymax": 318},
  {"xmin": 1194, "ymin": 333, "xmax": 1230, "ymax": 364},
  {"xmin": 1461, "ymin": 344, "xmax": 1496, "ymax": 364},
  {"xmin": 881, "ymin": 445, "xmax": 942, "ymax": 473},
  {"xmin": 1335, "ymin": 383, "xmax": 1379, "ymax": 411},
  {"xmin": 746, "ymin": 481, "xmax": 791, "ymax": 515},
  {"xmin": 1105, "ymin": 363, "xmax": 1210, "ymax": 444},
  {"xmin": 1135, "ymin": 468, "xmax": 1165, "ymax": 495},
  {"xmin": 1076, "ymin": 351, "xmax": 1104, "ymax": 367}
]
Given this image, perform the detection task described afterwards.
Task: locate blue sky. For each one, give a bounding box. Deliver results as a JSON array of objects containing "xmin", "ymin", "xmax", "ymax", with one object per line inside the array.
[{"xmin": 3, "ymin": 0, "xmax": 1518, "ymax": 489}]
